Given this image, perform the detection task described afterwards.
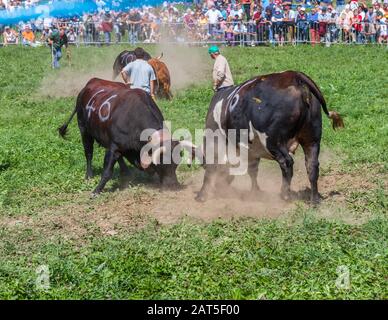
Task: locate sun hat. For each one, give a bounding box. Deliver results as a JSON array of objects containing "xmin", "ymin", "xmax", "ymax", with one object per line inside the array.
[{"xmin": 208, "ymin": 45, "xmax": 220, "ymax": 55}]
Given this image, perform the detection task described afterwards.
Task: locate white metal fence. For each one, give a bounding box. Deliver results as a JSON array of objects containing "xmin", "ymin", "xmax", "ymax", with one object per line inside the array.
[{"xmin": 1, "ymin": 21, "xmax": 387, "ymax": 47}]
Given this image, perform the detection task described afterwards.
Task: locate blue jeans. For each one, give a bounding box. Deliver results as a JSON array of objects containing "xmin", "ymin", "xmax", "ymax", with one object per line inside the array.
[
  {"xmin": 129, "ymin": 30, "xmax": 138, "ymax": 44},
  {"xmin": 104, "ymin": 31, "xmax": 111, "ymax": 44},
  {"xmin": 53, "ymin": 48, "xmax": 62, "ymax": 68},
  {"xmin": 85, "ymin": 33, "xmax": 93, "ymax": 44}
]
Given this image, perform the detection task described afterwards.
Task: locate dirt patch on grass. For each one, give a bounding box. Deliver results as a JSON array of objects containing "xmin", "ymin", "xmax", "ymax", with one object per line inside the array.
[
  {"xmin": 1, "ymin": 154, "xmax": 384, "ymax": 240},
  {"xmin": 1, "ymin": 189, "xmax": 153, "ymax": 242},
  {"xmin": 153, "ymin": 169, "xmax": 310, "ymax": 223}
]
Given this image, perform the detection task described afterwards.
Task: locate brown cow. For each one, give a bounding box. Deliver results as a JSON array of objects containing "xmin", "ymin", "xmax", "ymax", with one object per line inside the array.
[{"xmin": 148, "ymin": 56, "xmax": 173, "ymax": 100}]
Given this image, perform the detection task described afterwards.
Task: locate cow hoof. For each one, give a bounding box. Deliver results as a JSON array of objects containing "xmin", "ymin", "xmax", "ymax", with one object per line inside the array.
[
  {"xmin": 119, "ymin": 182, "xmax": 130, "ymax": 190},
  {"xmin": 195, "ymin": 192, "xmax": 207, "ymax": 203},
  {"xmin": 90, "ymin": 192, "xmax": 100, "ymax": 199},
  {"xmin": 281, "ymin": 193, "xmax": 291, "ymax": 202},
  {"xmin": 310, "ymin": 197, "xmax": 321, "ymax": 206}
]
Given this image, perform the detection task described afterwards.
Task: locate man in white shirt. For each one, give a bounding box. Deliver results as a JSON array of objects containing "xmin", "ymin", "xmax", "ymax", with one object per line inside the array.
[
  {"xmin": 230, "ymin": 4, "xmax": 244, "ymax": 20},
  {"xmin": 205, "ymin": 6, "xmax": 222, "ymax": 23},
  {"xmin": 205, "ymin": 5, "xmax": 223, "ymax": 36},
  {"xmin": 3, "ymin": 26, "xmax": 18, "ymax": 46},
  {"xmin": 233, "ymin": 22, "xmax": 248, "ymax": 45}
]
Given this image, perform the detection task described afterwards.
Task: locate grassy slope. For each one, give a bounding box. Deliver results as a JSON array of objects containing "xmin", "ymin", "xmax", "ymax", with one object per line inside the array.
[{"xmin": 0, "ymin": 45, "xmax": 387, "ymax": 299}]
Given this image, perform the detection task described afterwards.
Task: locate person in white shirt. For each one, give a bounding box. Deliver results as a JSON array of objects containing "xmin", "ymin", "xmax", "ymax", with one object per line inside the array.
[
  {"xmin": 3, "ymin": 26, "xmax": 18, "ymax": 46},
  {"xmin": 229, "ymin": 4, "xmax": 244, "ymax": 20},
  {"xmin": 205, "ymin": 5, "xmax": 223, "ymax": 37},
  {"xmin": 205, "ymin": 5, "xmax": 222, "ymax": 23},
  {"xmin": 233, "ymin": 22, "xmax": 248, "ymax": 45}
]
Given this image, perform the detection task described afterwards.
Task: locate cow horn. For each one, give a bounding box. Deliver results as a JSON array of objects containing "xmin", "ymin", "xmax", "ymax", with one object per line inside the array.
[
  {"xmin": 156, "ymin": 52, "xmax": 163, "ymax": 60},
  {"xmin": 152, "ymin": 146, "xmax": 167, "ymax": 165},
  {"xmin": 179, "ymin": 141, "xmax": 204, "ymax": 165},
  {"xmin": 140, "ymin": 151, "xmax": 152, "ymax": 169}
]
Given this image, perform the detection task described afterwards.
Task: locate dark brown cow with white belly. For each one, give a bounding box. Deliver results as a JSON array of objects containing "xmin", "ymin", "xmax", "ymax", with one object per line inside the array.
[{"xmin": 196, "ymin": 71, "xmax": 344, "ymax": 204}]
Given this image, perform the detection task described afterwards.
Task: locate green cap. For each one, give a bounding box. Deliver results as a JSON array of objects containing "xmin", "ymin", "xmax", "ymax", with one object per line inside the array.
[{"xmin": 208, "ymin": 45, "xmax": 220, "ymax": 54}]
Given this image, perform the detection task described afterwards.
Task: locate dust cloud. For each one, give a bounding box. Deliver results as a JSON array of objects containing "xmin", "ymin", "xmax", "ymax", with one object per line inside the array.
[
  {"xmin": 36, "ymin": 44, "xmax": 211, "ymax": 98},
  {"xmin": 151, "ymin": 150, "xmax": 340, "ymax": 224},
  {"xmin": 37, "ymin": 64, "xmax": 114, "ymax": 98},
  {"xmin": 153, "ymin": 43, "xmax": 211, "ymax": 92},
  {"xmin": 152, "ymin": 165, "xmax": 296, "ymax": 224}
]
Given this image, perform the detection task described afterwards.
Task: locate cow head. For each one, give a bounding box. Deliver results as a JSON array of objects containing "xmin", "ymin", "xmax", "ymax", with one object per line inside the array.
[{"xmin": 140, "ymin": 130, "xmax": 198, "ymax": 189}]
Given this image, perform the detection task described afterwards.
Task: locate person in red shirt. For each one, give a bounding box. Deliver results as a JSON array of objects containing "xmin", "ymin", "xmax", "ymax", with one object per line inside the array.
[
  {"xmin": 101, "ymin": 11, "xmax": 113, "ymax": 45},
  {"xmin": 253, "ymin": 7, "xmax": 265, "ymax": 43},
  {"xmin": 352, "ymin": 7, "xmax": 364, "ymax": 43}
]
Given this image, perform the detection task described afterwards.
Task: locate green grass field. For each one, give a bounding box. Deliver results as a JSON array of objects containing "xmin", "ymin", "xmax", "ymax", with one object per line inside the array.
[{"xmin": 0, "ymin": 45, "xmax": 387, "ymax": 299}]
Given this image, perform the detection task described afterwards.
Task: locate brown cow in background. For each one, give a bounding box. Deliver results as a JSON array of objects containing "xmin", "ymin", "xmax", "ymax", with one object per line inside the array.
[{"xmin": 147, "ymin": 55, "xmax": 173, "ymax": 100}]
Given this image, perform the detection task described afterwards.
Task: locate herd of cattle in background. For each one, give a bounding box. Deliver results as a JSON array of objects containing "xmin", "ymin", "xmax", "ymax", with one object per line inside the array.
[{"xmin": 58, "ymin": 47, "xmax": 344, "ymax": 205}]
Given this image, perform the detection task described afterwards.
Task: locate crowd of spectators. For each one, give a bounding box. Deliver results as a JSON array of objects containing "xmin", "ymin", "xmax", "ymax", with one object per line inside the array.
[
  {"xmin": 0, "ymin": 0, "xmax": 40, "ymax": 11},
  {"xmin": 1, "ymin": 0, "xmax": 387, "ymax": 46}
]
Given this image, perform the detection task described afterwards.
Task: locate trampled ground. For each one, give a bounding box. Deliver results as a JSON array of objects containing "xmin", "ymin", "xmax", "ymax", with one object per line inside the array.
[{"xmin": 0, "ymin": 45, "xmax": 387, "ymax": 299}]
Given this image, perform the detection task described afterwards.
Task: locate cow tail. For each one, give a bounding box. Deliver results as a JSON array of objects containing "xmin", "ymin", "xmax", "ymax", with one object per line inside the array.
[
  {"xmin": 112, "ymin": 57, "xmax": 121, "ymax": 80},
  {"xmin": 297, "ymin": 72, "xmax": 344, "ymax": 130},
  {"xmin": 58, "ymin": 92, "xmax": 82, "ymax": 138},
  {"xmin": 58, "ymin": 108, "xmax": 76, "ymax": 138}
]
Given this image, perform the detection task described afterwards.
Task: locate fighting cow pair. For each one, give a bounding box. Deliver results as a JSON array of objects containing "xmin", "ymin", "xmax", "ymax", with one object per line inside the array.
[{"xmin": 59, "ymin": 71, "xmax": 344, "ymax": 204}]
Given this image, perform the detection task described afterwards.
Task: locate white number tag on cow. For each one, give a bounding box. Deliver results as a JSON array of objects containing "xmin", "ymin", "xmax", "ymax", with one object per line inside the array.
[
  {"xmin": 98, "ymin": 95, "xmax": 118, "ymax": 122},
  {"xmin": 85, "ymin": 89, "xmax": 117, "ymax": 123},
  {"xmin": 86, "ymin": 89, "xmax": 105, "ymax": 119}
]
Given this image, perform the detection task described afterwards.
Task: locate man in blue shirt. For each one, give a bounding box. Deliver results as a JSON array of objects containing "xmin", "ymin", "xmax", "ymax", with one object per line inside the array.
[
  {"xmin": 265, "ymin": 0, "xmax": 276, "ymax": 14},
  {"xmin": 296, "ymin": 7, "xmax": 309, "ymax": 43},
  {"xmin": 271, "ymin": 7, "xmax": 284, "ymax": 44},
  {"xmin": 121, "ymin": 47, "xmax": 157, "ymax": 98},
  {"xmin": 336, "ymin": 0, "xmax": 346, "ymax": 16}
]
